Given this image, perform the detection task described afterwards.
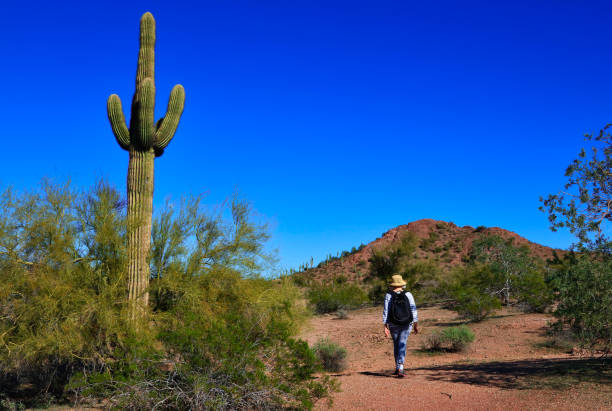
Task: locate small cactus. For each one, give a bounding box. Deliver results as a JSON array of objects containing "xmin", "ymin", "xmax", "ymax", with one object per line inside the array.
[{"xmin": 107, "ymin": 12, "xmax": 185, "ymax": 317}]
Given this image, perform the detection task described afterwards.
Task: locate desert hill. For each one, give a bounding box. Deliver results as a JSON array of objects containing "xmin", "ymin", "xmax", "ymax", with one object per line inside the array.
[{"xmin": 298, "ymin": 219, "xmax": 565, "ymax": 283}]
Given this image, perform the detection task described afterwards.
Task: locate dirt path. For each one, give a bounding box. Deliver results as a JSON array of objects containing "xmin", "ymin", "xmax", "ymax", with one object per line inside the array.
[{"xmin": 300, "ymin": 306, "xmax": 611, "ymax": 411}]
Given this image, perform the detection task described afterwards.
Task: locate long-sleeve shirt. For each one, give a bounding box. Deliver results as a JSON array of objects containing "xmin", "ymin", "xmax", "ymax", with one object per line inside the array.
[{"xmin": 382, "ymin": 291, "xmax": 418, "ymax": 325}]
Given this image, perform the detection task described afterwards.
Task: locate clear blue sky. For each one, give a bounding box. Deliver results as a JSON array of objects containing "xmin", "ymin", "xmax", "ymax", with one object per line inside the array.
[{"xmin": 1, "ymin": 1, "xmax": 609, "ymax": 273}]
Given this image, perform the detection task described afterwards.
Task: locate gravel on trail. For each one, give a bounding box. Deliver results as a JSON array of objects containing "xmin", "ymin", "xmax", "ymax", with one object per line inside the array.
[{"xmin": 301, "ymin": 306, "xmax": 611, "ymax": 411}]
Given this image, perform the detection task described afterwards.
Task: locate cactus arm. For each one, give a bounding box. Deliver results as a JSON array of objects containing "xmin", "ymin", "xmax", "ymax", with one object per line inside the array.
[
  {"xmin": 154, "ymin": 84, "xmax": 185, "ymax": 152},
  {"xmin": 136, "ymin": 12, "xmax": 155, "ymax": 85},
  {"xmin": 107, "ymin": 94, "xmax": 130, "ymax": 150}
]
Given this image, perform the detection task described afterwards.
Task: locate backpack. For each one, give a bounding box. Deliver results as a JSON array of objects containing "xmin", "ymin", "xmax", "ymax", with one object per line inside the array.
[{"xmin": 388, "ymin": 292, "xmax": 413, "ymax": 326}]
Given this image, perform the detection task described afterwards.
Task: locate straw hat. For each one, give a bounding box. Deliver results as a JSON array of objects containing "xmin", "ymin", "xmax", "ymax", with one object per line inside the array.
[{"xmin": 389, "ymin": 274, "xmax": 407, "ymax": 287}]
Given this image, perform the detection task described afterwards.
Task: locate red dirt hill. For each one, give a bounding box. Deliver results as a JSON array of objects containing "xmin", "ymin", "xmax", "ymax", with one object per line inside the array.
[{"xmin": 298, "ymin": 219, "xmax": 565, "ymax": 283}]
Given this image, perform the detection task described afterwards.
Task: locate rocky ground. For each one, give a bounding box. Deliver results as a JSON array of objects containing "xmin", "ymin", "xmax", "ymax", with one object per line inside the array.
[{"xmin": 300, "ymin": 305, "xmax": 611, "ymax": 411}]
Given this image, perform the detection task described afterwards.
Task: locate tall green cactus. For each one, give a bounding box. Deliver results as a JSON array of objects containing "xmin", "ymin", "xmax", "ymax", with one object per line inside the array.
[{"xmin": 107, "ymin": 12, "xmax": 185, "ymax": 317}]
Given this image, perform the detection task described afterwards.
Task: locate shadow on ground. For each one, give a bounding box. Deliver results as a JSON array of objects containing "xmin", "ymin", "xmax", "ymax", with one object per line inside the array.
[
  {"xmin": 414, "ymin": 357, "xmax": 611, "ymax": 390},
  {"xmin": 359, "ymin": 371, "xmax": 393, "ymax": 378}
]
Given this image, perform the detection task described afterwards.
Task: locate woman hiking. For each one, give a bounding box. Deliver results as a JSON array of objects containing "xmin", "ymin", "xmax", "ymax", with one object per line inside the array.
[{"xmin": 382, "ymin": 274, "xmax": 418, "ymax": 378}]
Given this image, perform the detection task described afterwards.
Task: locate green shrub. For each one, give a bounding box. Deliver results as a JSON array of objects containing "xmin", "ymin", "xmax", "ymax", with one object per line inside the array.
[
  {"xmin": 468, "ymin": 235, "xmax": 552, "ymax": 309},
  {"xmin": 307, "ymin": 283, "xmax": 368, "ymax": 314},
  {"xmin": 423, "ymin": 326, "xmax": 475, "ymax": 352},
  {"xmin": 538, "ymin": 328, "xmax": 576, "ymax": 353},
  {"xmin": 454, "ymin": 288, "xmax": 501, "ymax": 322},
  {"xmin": 335, "ymin": 309, "xmax": 348, "ymax": 320},
  {"xmin": 401, "ymin": 261, "xmax": 443, "ymax": 303},
  {"xmin": 420, "ymin": 231, "xmax": 439, "ymax": 251},
  {"xmin": 334, "ymin": 274, "xmax": 348, "ymax": 285},
  {"xmin": 441, "ymin": 325, "xmax": 475, "ymax": 351},
  {"xmin": 548, "ymin": 254, "xmax": 612, "ymax": 352},
  {"xmin": 368, "ymin": 232, "xmax": 418, "ymax": 281},
  {"xmin": 367, "ymin": 259, "xmax": 443, "ymax": 306},
  {"xmin": 291, "ymin": 272, "xmax": 312, "ymax": 287},
  {"xmin": 514, "ymin": 269, "xmax": 552, "ymax": 312},
  {"xmin": 0, "ymin": 180, "xmax": 334, "ymax": 410},
  {"xmin": 0, "ymin": 395, "xmax": 25, "ymax": 411},
  {"xmin": 424, "ymin": 332, "xmax": 444, "ymax": 351},
  {"xmin": 446, "ymin": 265, "xmax": 502, "ymax": 321},
  {"xmin": 367, "ymin": 279, "xmax": 388, "ymax": 305},
  {"xmin": 313, "ymin": 338, "xmax": 347, "ymax": 372}
]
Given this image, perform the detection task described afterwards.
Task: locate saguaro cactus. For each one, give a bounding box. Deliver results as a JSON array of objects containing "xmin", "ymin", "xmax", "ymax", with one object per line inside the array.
[{"xmin": 107, "ymin": 12, "xmax": 185, "ymax": 317}]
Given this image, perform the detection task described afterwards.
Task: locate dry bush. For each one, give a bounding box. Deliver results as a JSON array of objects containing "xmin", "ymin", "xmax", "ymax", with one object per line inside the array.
[{"xmin": 313, "ymin": 338, "xmax": 347, "ymax": 372}]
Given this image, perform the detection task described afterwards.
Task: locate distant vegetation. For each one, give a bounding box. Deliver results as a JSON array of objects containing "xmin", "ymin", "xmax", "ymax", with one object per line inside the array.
[
  {"xmin": 292, "ymin": 226, "xmax": 556, "ymax": 324},
  {"xmin": 366, "ymin": 232, "xmax": 442, "ymax": 304},
  {"xmin": 447, "ymin": 236, "xmax": 551, "ymax": 321},
  {"xmin": 307, "ymin": 277, "xmax": 369, "ymax": 314},
  {"xmin": 315, "ymin": 244, "xmax": 366, "ymax": 269},
  {"xmin": 290, "ymin": 125, "xmax": 612, "ymax": 356}
]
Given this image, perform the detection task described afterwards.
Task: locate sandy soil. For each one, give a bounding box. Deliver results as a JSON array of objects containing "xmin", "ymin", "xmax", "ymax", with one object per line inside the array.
[{"xmin": 300, "ymin": 306, "xmax": 611, "ymax": 411}]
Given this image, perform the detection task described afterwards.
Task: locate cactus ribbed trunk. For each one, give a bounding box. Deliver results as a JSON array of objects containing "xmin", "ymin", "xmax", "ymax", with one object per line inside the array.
[
  {"xmin": 107, "ymin": 12, "xmax": 185, "ymax": 320},
  {"xmin": 127, "ymin": 149, "xmax": 155, "ymax": 315}
]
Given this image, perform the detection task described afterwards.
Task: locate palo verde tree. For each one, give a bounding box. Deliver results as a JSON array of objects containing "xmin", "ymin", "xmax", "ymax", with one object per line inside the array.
[
  {"xmin": 540, "ymin": 124, "xmax": 612, "ymax": 252},
  {"xmin": 107, "ymin": 12, "xmax": 185, "ymax": 317},
  {"xmin": 541, "ymin": 124, "xmax": 612, "ymax": 350},
  {"xmin": 468, "ymin": 235, "xmax": 536, "ymax": 306}
]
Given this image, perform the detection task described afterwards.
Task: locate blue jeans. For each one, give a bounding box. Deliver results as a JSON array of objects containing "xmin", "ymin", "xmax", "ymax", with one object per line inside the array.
[{"xmin": 389, "ymin": 323, "xmax": 412, "ymax": 368}]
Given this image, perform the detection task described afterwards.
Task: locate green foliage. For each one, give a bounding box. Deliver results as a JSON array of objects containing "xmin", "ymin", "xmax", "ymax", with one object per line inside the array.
[
  {"xmin": 0, "ymin": 180, "xmax": 333, "ymax": 409},
  {"xmin": 368, "ymin": 248, "xmax": 402, "ymax": 281},
  {"xmin": 447, "ymin": 265, "xmax": 502, "ymax": 321},
  {"xmin": 423, "ymin": 325, "xmax": 475, "ymax": 352},
  {"xmin": 468, "ymin": 235, "xmax": 551, "ymax": 310},
  {"xmin": 290, "ymin": 271, "xmax": 313, "ymax": 288},
  {"xmin": 0, "ymin": 395, "xmax": 25, "ymax": 411},
  {"xmin": 368, "ymin": 232, "xmax": 418, "ymax": 281},
  {"xmin": 547, "ymin": 254, "xmax": 612, "ymax": 352},
  {"xmin": 313, "ymin": 338, "xmax": 347, "ymax": 372},
  {"xmin": 441, "ymin": 325, "xmax": 475, "ymax": 351},
  {"xmin": 367, "ymin": 279, "xmax": 388, "ymax": 305},
  {"xmin": 401, "ymin": 260, "xmax": 443, "ymax": 302},
  {"xmin": 454, "ymin": 289, "xmax": 502, "ymax": 322},
  {"xmin": 419, "ymin": 231, "xmax": 439, "ymax": 251},
  {"xmin": 424, "ymin": 331, "xmax": 445, "ymax": 352},
  {"xmin": 513, "ymin": 269, "xmax": 552, "ymax": 312},
  {"xmin": 436, "ymin": 221, "xmax": 447, "ymax": 230},
  {"xmin": 366, "ymin": 232, "xmax": 445, "ymax": 305},
  {"xmin": 314, "ymin": 244, "xmax": 366, "ymax": 268},
  {"xmin": 540, "ymin": 126, "xmax": 612, "ymax": 352},
  {"xmin": 540, "ymin": 124, "xmax": 612, "ymax": 252},
  {"xmin": 307, "ymin": 282, "xmax": 368, "ymax": 314}
]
